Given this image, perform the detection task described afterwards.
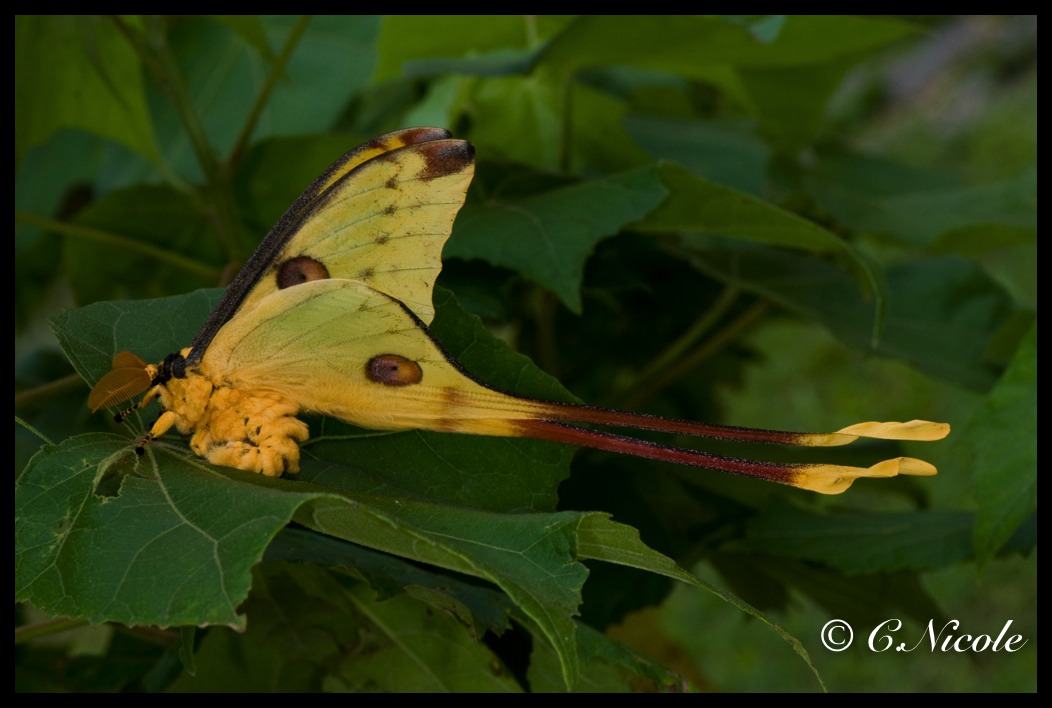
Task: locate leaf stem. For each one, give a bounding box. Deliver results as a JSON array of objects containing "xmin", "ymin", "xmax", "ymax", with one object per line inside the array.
[
  {"xmin": 112, "ymin": 16, "xmax": 245, "ymax": 264},
  {"xmin": 112, "ymin": 17, "xmax": 217, "ymax": 182},
  {"xmin": 523, "ymin": 15, "xmax": 539, "ymax": 48},
  {"xmin": 620, "ymin": 299, "xmax": 769, "ymax": 409},
  {"xmin": 530, "ymin": 288, "xmax": 562, "ymax": 381},
  {"xmin": 15, "ymin": 376, "xmax": 84, "ymax": 414},
  {"xmin": 16, "ymin": 211, "xmax": 222, "ymax": 282},
  {"xmin": 228, "ymin": 16, "xmax": 311, "ymax": 169},
  {"xmin": 14, "ymin": 616, "xmax": 88, "ymax": 644},
  {"xmin": 604, "ymin": 285, "xmax": 741, "ymax": 407}
]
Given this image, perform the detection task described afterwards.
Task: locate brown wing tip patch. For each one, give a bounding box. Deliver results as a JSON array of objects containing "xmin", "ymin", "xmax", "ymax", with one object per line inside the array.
[
  {"xmin": 359, "ymin": 127, "xmax": 452, "ymax": 157},
  {"xmin": 393, "ymin": 126, "xmax": 453, "ymax": 147},
  {"xmin": 277, "ymin": 255, "xmax": 330, "ymax": 289},
  {"xmin": 417, "ymin": 140, "xmax": 475, "ymax": 181}
]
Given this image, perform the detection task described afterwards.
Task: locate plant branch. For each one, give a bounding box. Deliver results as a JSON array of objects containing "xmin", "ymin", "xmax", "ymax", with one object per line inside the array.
[
  {"xmin": 228, "ymin": 15, "xmax": 311, "ymax": 169},
  {"xmin": 17, "ymin": 211, "xmax": 222, "ymax": 281}
]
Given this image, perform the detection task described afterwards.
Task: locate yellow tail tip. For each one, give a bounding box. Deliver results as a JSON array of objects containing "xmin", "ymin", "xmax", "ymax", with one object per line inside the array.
[
  {"xmin": 835, "ymin": 420, "xmax": 951, "ymax": 442},
  {"xmin": 797, "ymin": 456, "xmax": 939, "ymax": 495}
]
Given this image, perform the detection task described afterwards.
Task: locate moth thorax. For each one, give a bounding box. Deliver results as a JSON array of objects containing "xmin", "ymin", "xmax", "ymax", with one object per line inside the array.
[{"xmin": 158, "ymin": 352, "xmax": 188, "ymax": 384}]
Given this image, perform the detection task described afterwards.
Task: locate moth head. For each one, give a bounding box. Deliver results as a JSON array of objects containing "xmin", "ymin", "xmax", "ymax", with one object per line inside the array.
[{"xmin": 87, "ymin": 352, "xmax": 153, "ymax": 412}]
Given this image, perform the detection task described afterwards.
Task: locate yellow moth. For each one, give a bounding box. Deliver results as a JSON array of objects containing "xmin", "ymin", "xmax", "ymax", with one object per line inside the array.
[{"xmin": 88, "ymin": 128, "xmax": 949, "ymax": 494}]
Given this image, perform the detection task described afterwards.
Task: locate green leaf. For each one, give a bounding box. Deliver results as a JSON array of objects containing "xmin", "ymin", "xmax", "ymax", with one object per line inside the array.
[
  {"xmin": 168, "ymin": 563, "xmax": 522, "ymax": 691},
  {"xmin": 15, "ymin": 130, "xmax": 113, "ymax": 329},
  {"xmin": 255, "ymin": 16, "xmax": 381, "ymax": 136},
  {"xmin": 51, "ymin": 289, "xmax": 221, "ymax": 388},
  {"xmin": 15, "ymin": 434, "xmax": 322, "ymax": 628},
  {"xmin": 374, "ymin": 16, "xmax": 563, "ymax": 82},
  {"xmin": 538, "ymin": 16, "xmax": 916, "ymax": 151},
  {"xmin": 266, "ymin": 531, "xmax": 698, "ymax": 691},
  {"xmin": 644, "ymin": 163, "xmax": 879, "ymax": 297},
  {"xmin": 64, "ymin": 185, "xmax": 223, "ymax": 304},
  {"xmin": 539, "ymin": 16, "xmax": 916, "ymax": 73},
  {"xmin": 808, "ymin": 157, "xmax": 1037, "ymax": 249},
  {"xmin": 469, "ymin": 72, "xmax": 564, "ymax": 169},
  {"xmin": 968, "ymin": 322, "xmax": 1037, "ymax": 563},
  {"xmin": 447, "ymin": 165, "xmax": 668, "ymax": 312},
  {"xmin": 209, "ymin": 15, "xmax": 273, "ymax": 59},
  {"xmin": 672, "ymin": 557, "xmax": 946, "ymax": 690},
  {"xmin": 15, "ymin": 16, "xmax": 159, "ymax": 166},
  {"xmin": 167, "ymin": 566, "xmax": 340, "ymax": 691},
  {"xmin": 470, "ymin": 74, "xmax": 648, "ymax": 174},
  {"xmin": 738, "ymin": 60, "xmax": 854, "ymax": 150},
  {"xmin": 16, "ymin": 432, "xmax": 588, "ymax": 685},
  {"xmin": 576, "ymin": 513, "xmax": 822, "ymax": 689},
  {"xmin": 402, "ymin": 47, "xmax": 538, "ymax": 78},
  {"xmin": 730, "ymin": 506, "xmax": 974, "ymax": 573},
  {"xmin": 292, "ymin": 491, "xmax": 589, "ymax": 689},
  {"xmin": 576, "ymin": 513, "xmax": 697, "ymax": 586},
  {"xmin": 126, "ymin": 16, "xmax": 380, "ymax": 183},
  {"xmin": 624, "ymin": 115, "xmax": 770, "ymax": 195},
  {"xmin": 330, "ymin": 582, "xmax": 523, "ymax": 692},
  {"xmin": 266, "ymin": 528, "xmax": 518, "ymax": 639},
  {"xmin": 645, "ymin": 163, "xmax": 863, "ymax": 255},
  {"xmin": 674, "ymin": 240, "xmax": 1012, "ymax": 390},
  {"xmin": 527, "ymin": 620, "xmax": 693, "ymax": 692},
  {"xmin": 33, "ymin": 288, "xmax": 592, "ymax": 687}
]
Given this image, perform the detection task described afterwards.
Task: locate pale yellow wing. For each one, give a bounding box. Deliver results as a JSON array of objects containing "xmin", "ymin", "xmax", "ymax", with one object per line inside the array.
[
  {"xmin": 232, "ymin": 133, "xmax": 474, "ymax": 327},
  {"xmin": 200, "ymin": 278, "xmax": 550, "ymax": 435},
  {"xmin": 197, "ymin": 277, "xmax": 948, "ymax": 495},
  {"xmin": 89, "ymin": 129, "xmax": 475, "ymax": 409},
  {"xmin": 191, "ymin": 128, "xmax": 475, "ymax": 370}
]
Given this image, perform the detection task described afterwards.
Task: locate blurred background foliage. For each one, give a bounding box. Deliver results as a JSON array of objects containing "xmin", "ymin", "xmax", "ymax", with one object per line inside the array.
[{"xmin": 15, "ymin": 15, "xmax": 1035, "ymax": 692}]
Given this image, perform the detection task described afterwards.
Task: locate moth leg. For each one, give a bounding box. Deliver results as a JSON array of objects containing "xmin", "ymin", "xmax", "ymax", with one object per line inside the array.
[
  {"xmin": 149, "ymin": 410, "xmax": 178, "ymax": 438},
  {"xmin": 115, "ymin": 386, "xmax": 161, "ymax": 424},
  {"xmin": 135, "ymin": 410, "xmax": 179, "ymax": 456}
]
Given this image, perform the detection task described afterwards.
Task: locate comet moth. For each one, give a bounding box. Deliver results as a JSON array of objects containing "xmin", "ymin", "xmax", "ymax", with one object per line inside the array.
[{"xmin": 89, "ymin": 128, "xmax": 949, "ymax": 494}]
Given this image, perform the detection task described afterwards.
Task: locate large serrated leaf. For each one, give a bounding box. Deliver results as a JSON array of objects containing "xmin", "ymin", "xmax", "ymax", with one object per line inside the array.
[
  {"xmin": 15, "ymin": 16, "xmax": 158, "ymax": 166},
  {"xmin": 15, "ymin": 434, "xmax": 323, "ymax": 628},
  {"xmin": 30, "ymin": 286, "xmax": 594, "ymax": 684},
  {"xmin": 538, "ymin": 16, "xmax": 916, "ymax": 73},
  {"xmin": 730, "ymin": 506, "xmax": 975, "ymax": 574},
  {"xmin": 673, "ymin": 240, "xmax": 1012, "ymax": 390},
  {"xmin": 448, "ymin": 165, "xmax": 668, "ymax": 313},
  {"xmin": 969, "ymin": 323, "xmax": 1037, "ymax": 563}
]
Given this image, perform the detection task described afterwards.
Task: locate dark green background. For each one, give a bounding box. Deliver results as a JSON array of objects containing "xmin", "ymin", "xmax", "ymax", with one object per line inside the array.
[{"xmin": 15, "ymin": 15, "xmax": 1035, "ymax": 692}]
